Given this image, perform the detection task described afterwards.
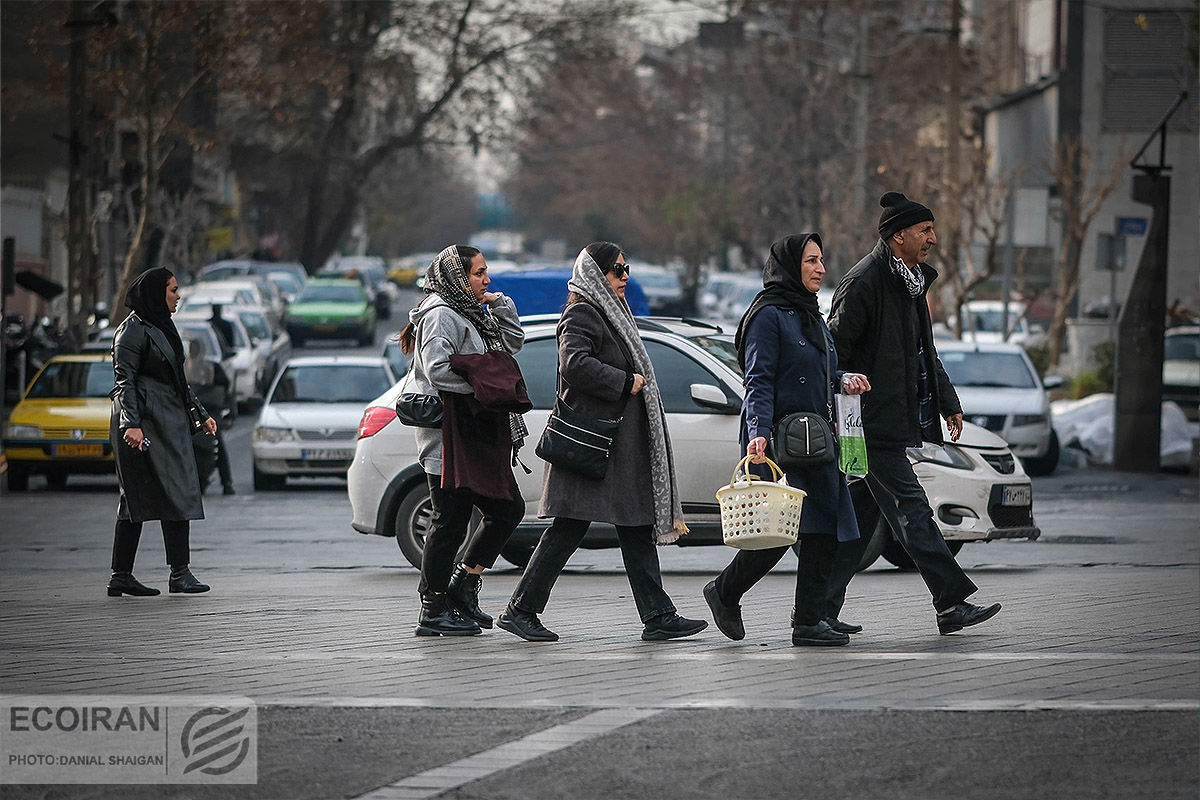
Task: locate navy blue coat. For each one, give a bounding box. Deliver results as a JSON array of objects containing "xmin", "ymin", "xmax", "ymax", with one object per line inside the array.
[{"xmin": 741, "ymin": 305, "xmax": 859, "ymax": 542}]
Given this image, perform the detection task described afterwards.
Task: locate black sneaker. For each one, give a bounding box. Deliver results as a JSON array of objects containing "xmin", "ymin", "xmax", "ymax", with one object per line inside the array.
[
  {"xmin": 497, "ymin": 605, "xmax": 558, "ymax": 642},
  {"xmin": 936, "ymin": 601, "xmax": 1001, "ymax": 635},
  {"xmin": 641, "ymin": 612, "xmax": 708, "ymax": 641},
  {"xmin": 792, "ymin": 620, "xmax": 850, "ymax": 647}
]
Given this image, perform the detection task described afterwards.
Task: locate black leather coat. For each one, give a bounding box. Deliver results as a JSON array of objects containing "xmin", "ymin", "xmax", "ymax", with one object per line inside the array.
[
  {"xmin": 828, "ymin": 239, "xmax": 961, "ymax": 448},
  {"xmin": 109, "ymin": 314, "xmax": 208, "ymax": 522}
]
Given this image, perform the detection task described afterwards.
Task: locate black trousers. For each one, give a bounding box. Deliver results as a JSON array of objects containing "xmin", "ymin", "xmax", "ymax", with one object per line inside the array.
[
  {"xmin": 111, "ymin": 519, "xmax": 190, "ymax": 572},
  {"xmin": 826, "ymin": 446, "xmax": 977, "ymax": 615},
  {"xmin": 714, "ymin": 533, "xmax": 838, "ymax": 627},
  {"xmin": 511, "ymin": 517, "xmax": 676, "ymax": 623},
  {"xmin": 418, "ymin": 475, "xmax": 524, "ymax": 596}
]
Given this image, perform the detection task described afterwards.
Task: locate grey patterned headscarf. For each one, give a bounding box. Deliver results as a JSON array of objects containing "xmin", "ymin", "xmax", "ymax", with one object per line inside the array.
[
  {"xmin": 423, "ymin": 245, "xmax": 528, "ymax": 449},
  {"xmin": 567, "ymin": 248, "xmax": 687, "ymax": 544}
]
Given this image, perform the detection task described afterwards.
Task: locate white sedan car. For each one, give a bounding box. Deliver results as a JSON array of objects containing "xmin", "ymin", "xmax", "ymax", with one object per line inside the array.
[
  {"xmin": 252, "ymin": 356, "xmax": 399, "ymax": 491},
  {"xmin": 937, "ymin": 340, "xmax": 1064, "ymax": 476},
  {"xmin": 348, "ymin": 318, "xmax": 1039, "ymax": 570}
]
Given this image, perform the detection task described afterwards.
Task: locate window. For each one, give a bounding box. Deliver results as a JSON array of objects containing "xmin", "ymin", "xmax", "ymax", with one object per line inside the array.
[
  {"xmin": 512, "ymin": 338, "xmax": 558, "ymax": 410},
  {"xmin": 27, "ymin": 362, "xmax": 113, "ymax": 399},
  {"xmin": 940, "ymin": 351, "xmax": 1038, "ymax": 390},
  {"xmin": 644, "ymin": 341, "xmax": 726, "ymax": 413},
  {"xmin": 272, "ymin": 365, "xmax": 392, "ymax": 403}
]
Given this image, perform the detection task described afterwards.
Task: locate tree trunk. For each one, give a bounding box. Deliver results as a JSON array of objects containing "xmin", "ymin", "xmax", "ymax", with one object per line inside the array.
[{"xmin": 1046, "ymin": 237, "xmax": 1082, "ymax": 369}]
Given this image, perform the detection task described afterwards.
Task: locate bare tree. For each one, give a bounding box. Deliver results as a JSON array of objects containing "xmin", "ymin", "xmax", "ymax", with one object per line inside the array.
[{"xmin": 1044, "ymin": 136, "xmax": 1126, "ymax": 369}]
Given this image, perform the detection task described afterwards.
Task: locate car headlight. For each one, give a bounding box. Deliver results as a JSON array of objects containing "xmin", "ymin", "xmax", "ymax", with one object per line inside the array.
[
  {"xmin": 253, "ymin": 426, "xmax": 295, "ymax": 443},
  {"xmin": 5, "ymin": 423, "xmax": 42, "ymax": 438},
  {"xmin": 1012, "ymin": 413, "xmax": 1047, "ymax": 426},
  {"xmin": 907, "ymin": 441, "xmax": 975, "ymax": 470}
]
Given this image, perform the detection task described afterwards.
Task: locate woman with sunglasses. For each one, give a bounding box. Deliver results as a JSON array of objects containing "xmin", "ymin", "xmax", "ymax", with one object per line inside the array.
[{"xmin": 497, "ymin": 242, "xmax": 707, "ymax": 643}]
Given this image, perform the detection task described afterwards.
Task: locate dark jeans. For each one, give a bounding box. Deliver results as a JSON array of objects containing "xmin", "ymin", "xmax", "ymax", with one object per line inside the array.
[
  {"xmin": 418, "ymin": 475, "xmax": 524, "ymax": 596},
  {"xmin": 826, "ymin": 446, "xmax": 977, "ymax": 616},
  {"xmin": 111, "ymin": 519, "xmax": 190, "ymax": 572},
  {"xmin": 511, "ymin": 517, "xmax": 676, "ymax": 623},
  {"xmin": 714, "ymin": 533, "xmax": 838, "ymax": 627}
]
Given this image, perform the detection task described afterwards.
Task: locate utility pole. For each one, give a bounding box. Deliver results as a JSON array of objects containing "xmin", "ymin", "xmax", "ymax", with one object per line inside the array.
[{"xmin": 944, "ymin": 0, "xmax": 962, "ymax": 277}]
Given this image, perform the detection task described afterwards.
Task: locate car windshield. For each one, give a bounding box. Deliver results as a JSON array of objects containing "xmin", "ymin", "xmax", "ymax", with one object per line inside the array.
[
  {"xmin": 26, "ymin": 362, "xmax": 113, "ymax": 399},
  {"xmin": 270, "ymin": 365, "xmax": 391, "ymax": 403},
  {"xmin": 1164, "ymin": 332, "xmax": 1198, "ymax": 361},
  {"xmin": 967, "ymin": 309, "xmax": 1027, "ymax": 334},
  {"xmin": 940, "ymin": 351, "xmax": 1038, "ymax": 389},
  {"xmin": 237, "ymin": 312, "xmax": 272, "ymax": 341},
  {"xmin": 690, "ymin": 335, "xmax": 741, "ymax": 376},
  {"xmin": 636, "ymin": 272, "xmax": 681, "ymax": 291},
  {"xmin": 298, "ymin": 285, "xmax": 363, "ymax": 303}
]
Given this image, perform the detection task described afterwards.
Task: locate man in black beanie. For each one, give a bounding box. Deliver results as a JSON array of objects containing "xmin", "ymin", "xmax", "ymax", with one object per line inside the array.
[{"xmin": 825, "ymin": 191, "xmax": 1001, "ymax": 635}]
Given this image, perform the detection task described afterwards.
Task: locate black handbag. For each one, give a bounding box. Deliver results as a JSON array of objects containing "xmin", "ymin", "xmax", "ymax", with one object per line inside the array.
[
  {"xmin": 535, "ymin": 397, "xmax": 621, "ymax": 480},
  {"xmin": 396, "ymin": 393, "xmax": 443, "ymax": 428},
  {"xmin": 770, "ymin": 342, "xmax": 836, "ymax": 469}
]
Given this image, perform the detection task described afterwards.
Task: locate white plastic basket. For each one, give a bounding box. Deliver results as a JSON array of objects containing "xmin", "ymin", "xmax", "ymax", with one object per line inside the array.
[{"xmin": 715, "ymin": 455, "xmax": 806, "ymax": 550}]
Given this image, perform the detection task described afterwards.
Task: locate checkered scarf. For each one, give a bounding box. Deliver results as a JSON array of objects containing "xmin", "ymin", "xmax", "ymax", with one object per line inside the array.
[
  {"xmin": 567, "ymin": 248, "xmax": 687, "ymax": 544},
  {"xmin": 423, "ymin": 246, "xmax": 528, "ymax": 449},
  {"xmin": 890, "ymin": 254, "xmax": 925, "ymax": 297}
]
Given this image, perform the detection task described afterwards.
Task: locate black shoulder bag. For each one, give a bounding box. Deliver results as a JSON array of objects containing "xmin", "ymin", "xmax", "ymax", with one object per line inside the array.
[
  {"xmin": 395, "ymin": 370, "xmax": 443, "ymax": 429},
  {"xmin": 770, "ymin": 342, "xmax": 836, "ymax": 469}
]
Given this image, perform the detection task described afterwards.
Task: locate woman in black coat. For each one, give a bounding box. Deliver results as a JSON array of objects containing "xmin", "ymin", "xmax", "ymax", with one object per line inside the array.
[
  {"xmin": 496, "ymin": 242, "xmax": 707, "ymax": 643},
  {"xmin": 702, "ymin": 233, "xmax": 871, "ymax": 646},
  {"xmin": 106, "ymin": 267, "xmax": 216, "ymax": 597}
]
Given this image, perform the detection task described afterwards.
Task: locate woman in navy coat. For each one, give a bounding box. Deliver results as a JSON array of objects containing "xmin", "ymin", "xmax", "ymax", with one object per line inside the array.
[{"xmin": 703, "ymin": 233, "xmax": 871, "ymax": 646}]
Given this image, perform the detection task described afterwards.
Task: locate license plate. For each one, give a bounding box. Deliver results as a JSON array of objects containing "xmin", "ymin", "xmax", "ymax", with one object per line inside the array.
[
  {"xmin": 1001, "ymin": 484, "xmax": 1032, "ymax": 506},
  {"xmin": 301, "ymin": 449, "xmax": 353, "ymax": 461},
  {"xmin": 53, "ymin": 443, "xmax": 103, "ymax": 457},
  {"xmin": 315, "ymin": 324, "xmax": 337, "ymax": 332}
]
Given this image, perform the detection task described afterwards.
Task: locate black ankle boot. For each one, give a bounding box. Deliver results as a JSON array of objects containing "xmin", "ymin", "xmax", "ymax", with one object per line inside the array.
[
  {"xmin": 496, "ymin": 604, "xmax": 558, "ymax": 642},
  {"xmin": 416, "ymin": 592, "xmax": 481, "ymax": 637},
  {"xmin": 107, "ymin": 572, "xmax": 160, "ymax": 597},
  {"xmin": 447, "ymin": 566, "xmax": 493, "ymax": 629},
  {"xmin": 168, "ymin": 567, "xmax": 210, "ymax": 594}
]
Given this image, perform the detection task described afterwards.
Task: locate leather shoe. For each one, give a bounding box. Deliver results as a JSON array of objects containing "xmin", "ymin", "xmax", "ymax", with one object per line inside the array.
[
  {"xmin": 790, "ymin": 607, "xmax": 863, "ymax": 635},
  {"xmin": 825, "ymin": 617, "xmax": 862, "ymax": 635},
  {"xmin": 107, "ymin": 572, "xmax": 160, "ymax": 597},
  {"xmin": 168, "ymin": 567, "xmax": 210, "ymax": 594},
  {"xmin": 703, "ymin": 580, "xmax": 744, "ymax": 641},
  {"xmin": 497, "ymin": 605, "xmax": 558, "ymax": 642},
  {"xmin": 642, "ymin": 612, "xmax": 707, "ymax": 641},
  {"xmin": 792, "ymin": 620, "xmax": 850, "ymax": 647},
  {"xmin": 937, "ymin": 601, "xmax": 1001, "ymax": 635}
]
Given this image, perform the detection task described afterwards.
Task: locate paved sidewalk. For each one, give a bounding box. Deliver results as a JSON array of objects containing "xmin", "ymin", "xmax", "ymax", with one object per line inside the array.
[{"xmin": 1, "ymin": 564, "xmax": 1195, "ymax": 711}]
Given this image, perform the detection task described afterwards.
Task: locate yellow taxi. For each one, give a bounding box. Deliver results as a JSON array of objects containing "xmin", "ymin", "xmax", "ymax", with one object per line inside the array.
[{"xmin": 3, "ymin": 353, "xmax": 115, "ymax": 490}]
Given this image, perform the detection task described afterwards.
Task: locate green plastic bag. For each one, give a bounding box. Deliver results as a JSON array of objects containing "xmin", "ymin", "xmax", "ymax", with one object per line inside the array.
[{"xmin": 836, "ymin": 393, "xmax": 868, "ymax": 476}]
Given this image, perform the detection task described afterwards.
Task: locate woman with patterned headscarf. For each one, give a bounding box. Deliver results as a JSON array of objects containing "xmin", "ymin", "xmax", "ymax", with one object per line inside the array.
[
  {"xmin": 107, "ymin": 267, "xmax": 217, "ymax": 597},
  {"xmin": 398, "ymin": 245, "xmax": 526, "ymax": 636},
  {"xmin": 496, "ymin": 243, "xmax": 707, "ymax": 643}
]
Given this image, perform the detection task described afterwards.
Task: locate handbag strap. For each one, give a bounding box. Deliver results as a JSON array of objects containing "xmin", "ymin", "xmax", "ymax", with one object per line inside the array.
[{"xmin": 822, "ymin": 335, "xmax": 833, "ymax": 424}]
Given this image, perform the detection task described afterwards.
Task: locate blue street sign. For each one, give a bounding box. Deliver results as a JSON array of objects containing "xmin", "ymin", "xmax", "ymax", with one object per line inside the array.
[{"xmin": 1117, "ymin": 217, "xmax": 1148, "ymax": 236}]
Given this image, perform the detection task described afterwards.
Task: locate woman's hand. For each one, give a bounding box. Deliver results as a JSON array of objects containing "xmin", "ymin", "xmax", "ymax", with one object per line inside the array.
[
  {"xmin": 123, "ymin": 427, "xmax": 145, "ymax": 449},
  {"xmin": 841, "ymin": 372, "xmax": 871, "ymax": 395},
  {"xmin": 630, "ymin": 373, "xmax": 647, "ymax": 394},
  {"xmin": 204, "ymin": 417, "xmax": 218, "ymax": 436},
  {"xmin": 747, "ymin": 436, "xmax": 768, "ymax": 463},
  {"xmin": 481, "ymin": 291, "xmax": 502, "ymax": 304}
]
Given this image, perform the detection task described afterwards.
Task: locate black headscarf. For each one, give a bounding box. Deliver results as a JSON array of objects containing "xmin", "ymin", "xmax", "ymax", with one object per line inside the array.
[
  {"xmin": 734, "ymin": 233, "xmax": 826, "ymax": 370},
  {"xmin": 125, "ymin": 267, "xmax": 185, "ymax": 366}
]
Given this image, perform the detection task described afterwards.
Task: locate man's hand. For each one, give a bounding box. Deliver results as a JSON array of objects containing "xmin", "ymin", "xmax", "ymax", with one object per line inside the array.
[
  {"xmin": 747, "ymin": 436, "xmax": 768, "ymax": 463},
  {"xmin": 946, "ymin": 412, "xmax": 963, "ymax": 442},
  {"xmin": 841, "ymin": 372, "xmax": 871, "ymax": 395}
]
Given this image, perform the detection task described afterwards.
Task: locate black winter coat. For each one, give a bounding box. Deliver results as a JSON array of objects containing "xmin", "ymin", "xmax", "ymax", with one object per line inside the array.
[
  {"xmin": 110, "ymin": 314, "xmax": 208, "ymax": 522},
  {"xmin": 828, "ymin": 239, "xmax": 961, "ymax": 448}
]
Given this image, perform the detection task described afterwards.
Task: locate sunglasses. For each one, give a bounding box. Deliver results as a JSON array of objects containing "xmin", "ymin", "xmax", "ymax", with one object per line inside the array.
[{"xmin": 609, "ymin": 263, "xmax": 630, "ymax": 278}]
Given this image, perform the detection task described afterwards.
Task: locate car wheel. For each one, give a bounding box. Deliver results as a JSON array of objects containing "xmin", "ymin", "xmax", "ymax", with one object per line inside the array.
[
  {"xmin": 45, "ymin": 471, "xmax": 68, "ymax": 489},
  {"xmin": 6, "ymin": 467, "xmax": 29, "ymax": 492},
  {"xmin": 252, "ymin": 464, "xmax": 286, "ymax": 491},
  {"xmin": 358, "ymin": 326, "xmax": 375, "ymax": 347},
  {"xmin": 1021, "ymin": 430, "xmax": 1059, "ymax": 477},
  {"xmin": 292, "ymin": 335, "xmax": 306, "ymax": 348},
  {"xmin": 500, "ymin": 542, "xmax": 535, "ymax": 569},
  {"xmin": 395, "ymin": 481, "xmax": 434, "ymax": 568},
  {"xmin": 881, "ymin": 538, "xmax": 963, "ymax": 570},
  {"xmin": 855, "ymin": 514, "xmax": 891, "ymax": 572}
]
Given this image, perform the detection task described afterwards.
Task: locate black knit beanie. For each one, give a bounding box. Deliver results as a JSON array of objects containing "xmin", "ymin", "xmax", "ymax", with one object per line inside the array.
[{"xmin": 878, "ymin": 191, "xmax": 934, "ymax": 240}]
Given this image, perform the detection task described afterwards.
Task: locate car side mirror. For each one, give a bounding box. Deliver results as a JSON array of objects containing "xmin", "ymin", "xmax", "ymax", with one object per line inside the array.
[
  {"xmin": 690, "ymin": 383, "xmax": 739, "ymax": 414},
  {"xmin": 222, "ymin": 348, "xmax": 235, "ymax": 360},
  {"xmin": 1042, "ymin": 374, "xmax": 1065, "ymax": 390}
]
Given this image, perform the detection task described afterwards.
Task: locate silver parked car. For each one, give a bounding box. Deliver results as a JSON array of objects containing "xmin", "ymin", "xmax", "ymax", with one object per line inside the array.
[{"xmin": 348, "ymin": 317, "xmax": 1039, "ymax": 570}]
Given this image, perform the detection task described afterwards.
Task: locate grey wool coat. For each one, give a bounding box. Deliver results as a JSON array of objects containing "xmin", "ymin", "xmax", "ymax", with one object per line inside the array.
[
  {"xmin": 539, "ymin": 301, "xmax": 654, "ymax": 526},
  {"xmin": 109, "ymin": 314, "xmax": 208, "ymax": 522}
]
